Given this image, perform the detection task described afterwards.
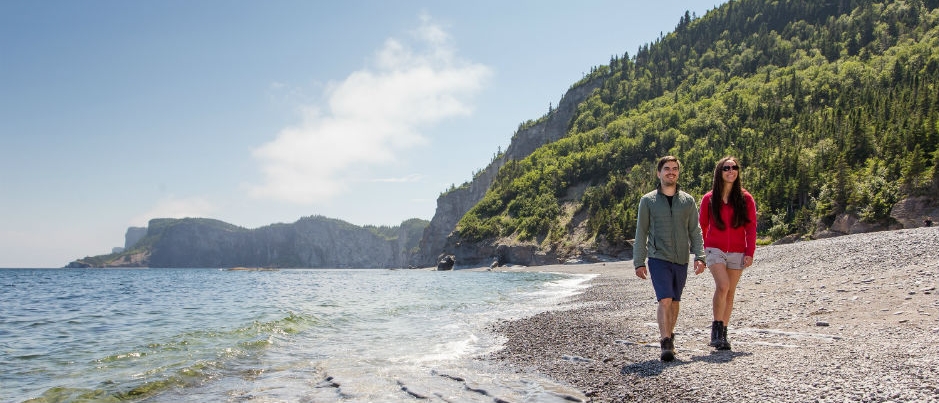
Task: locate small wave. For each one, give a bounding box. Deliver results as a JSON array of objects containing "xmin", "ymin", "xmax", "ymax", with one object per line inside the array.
[
  {"xmin": 412, "ymin": 334, "xmax": 480, "ymax": 363},
  {"xmin": 65, "ymin": 312, "xmax": 323, "ymax": 401},
  {"xmin": 98, "ymin": 351, "xmax": 145, "ymax": 363},
  {"xmin": 23, "ymin": 386, "xmax": 117, "ymax": 403},
  {"xmin": 237, "ymin": 337, "xmax": 274, "ymax": 350},
  {"xmin": 24, "ymin": 361, "xmax": 214, "ymax": 403}
]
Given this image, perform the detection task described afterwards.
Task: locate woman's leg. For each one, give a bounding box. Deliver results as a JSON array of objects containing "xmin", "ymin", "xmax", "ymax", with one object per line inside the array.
[
  {"xmin": 709, "ymin": 263, "xmax": 729, "ymax": 347},
  {"xmin": 709, "ymin": 263, "xmax": 730, "ymax": 320},
  {"xmin": 720, "ymin": 268, "xmax": 744, "ymax": 324},
  {"xmin": 716, "ymin": 268, "xmax": 744, "ymax": 350}
]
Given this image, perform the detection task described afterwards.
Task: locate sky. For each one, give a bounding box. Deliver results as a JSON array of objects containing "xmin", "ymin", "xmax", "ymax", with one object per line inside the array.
[{"xmin": 0, "ymin": 0, "xmax": 722, "ymax": 268}]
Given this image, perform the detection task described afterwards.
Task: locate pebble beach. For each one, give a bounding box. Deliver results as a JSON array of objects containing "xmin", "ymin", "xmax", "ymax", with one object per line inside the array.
[{"xmin": 484, "ymin": 227, "xmax": 939, "ymax": 402}]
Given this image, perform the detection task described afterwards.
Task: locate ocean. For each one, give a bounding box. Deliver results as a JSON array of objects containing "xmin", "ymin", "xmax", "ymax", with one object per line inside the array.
[{"xmin": 0, "ymin": 268, "xmax": 593, "ymax": 403}]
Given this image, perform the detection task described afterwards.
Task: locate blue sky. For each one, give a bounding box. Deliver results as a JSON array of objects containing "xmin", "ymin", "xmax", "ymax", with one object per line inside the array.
[{"xmin": 0, "ymin": 0, "xmax": 721, "ymax": 268}]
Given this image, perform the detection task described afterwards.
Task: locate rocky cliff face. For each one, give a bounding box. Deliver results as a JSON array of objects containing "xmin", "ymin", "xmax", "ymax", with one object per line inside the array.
[
  {"xmin": 152, "ymin": 217, "xmax": 414, "ymax": 268},
  {"xmin": 889, "ymin": 196, "xmax": 939, "ymax": 229},
  {"xmin": 412, "ymin": 77, "xmax": 607, "ymax": 267},
  {"xmin": 75, "ymin": 216, "xmax": 423, "ymax": 268},
  {"xmin": 124, "ymin": 227, "xmax": 147, "ymax": 250}
]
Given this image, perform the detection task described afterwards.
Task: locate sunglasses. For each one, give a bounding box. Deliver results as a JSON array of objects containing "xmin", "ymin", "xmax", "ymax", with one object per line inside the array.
[{"xmin": 722, "ymin": 165, "xmax": 739, "ymax": 171}]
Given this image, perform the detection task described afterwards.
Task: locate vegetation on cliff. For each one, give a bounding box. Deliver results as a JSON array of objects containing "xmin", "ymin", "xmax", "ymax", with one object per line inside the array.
[{"xmin": 457, "ymin": 0, "xmax": 939, "ymax": 250}]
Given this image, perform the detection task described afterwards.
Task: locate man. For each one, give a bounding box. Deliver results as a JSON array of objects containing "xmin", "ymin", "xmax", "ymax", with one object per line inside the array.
[{"xmin": 633, "ymin": 156, "xmax": 706, "ymax": 362}]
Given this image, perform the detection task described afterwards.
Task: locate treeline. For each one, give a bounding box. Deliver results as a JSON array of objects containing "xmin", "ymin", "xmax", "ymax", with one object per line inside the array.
[{"xmin": 458, "ymin": 0, "xmax": 939, "ymax": 247}]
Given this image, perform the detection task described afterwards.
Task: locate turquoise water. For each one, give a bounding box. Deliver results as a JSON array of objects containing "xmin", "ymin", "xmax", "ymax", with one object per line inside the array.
[{"xmin": 0, "ymin": 268, "xmax": 592, "ymax": 402}]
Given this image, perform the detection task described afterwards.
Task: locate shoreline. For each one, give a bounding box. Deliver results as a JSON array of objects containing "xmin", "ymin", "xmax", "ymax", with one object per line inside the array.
[{"xmin": 481, "ymin": 228, "xmax": 939, "ymax": 402}]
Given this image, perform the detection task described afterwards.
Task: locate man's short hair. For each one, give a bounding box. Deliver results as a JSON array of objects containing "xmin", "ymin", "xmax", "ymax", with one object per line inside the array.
[{"xmin": 657, "ymin": 156, "xmax": 681, "ymax": 172}]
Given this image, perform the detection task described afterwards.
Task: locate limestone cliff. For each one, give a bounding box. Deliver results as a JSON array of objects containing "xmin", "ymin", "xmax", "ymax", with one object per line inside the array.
[
  {"xmin": 71, "ymin": 216, "xmax": 426, "ymax": 268},
  {"xmin": 124, "ymin": 227, "xmax": 147, "ymax": 250},
  {"xmin": 412, "ymin": 76, "xmax": 607, "ymax": 267}
]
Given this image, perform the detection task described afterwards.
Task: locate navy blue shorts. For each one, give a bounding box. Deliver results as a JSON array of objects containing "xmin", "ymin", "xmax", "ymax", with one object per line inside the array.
[{"xmin": 648, "ymin": 258, "xmax": 688, "ymax": 302}]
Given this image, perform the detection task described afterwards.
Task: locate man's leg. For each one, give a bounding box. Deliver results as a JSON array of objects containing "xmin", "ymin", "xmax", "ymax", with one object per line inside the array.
[
  {"xmin": 657, "ymin": 298, "xmax": 676, "ymax": 362},
  {"xmin": 668, "ymin": 301, "xmax": 680, "ymax": 337},
  {"xmin": 657, "ymin": 298, "xmax": 673, "ymax": 339},
  {"xmin": 649, "ymin": 258, "xmax": 681, "ymax": 362}
]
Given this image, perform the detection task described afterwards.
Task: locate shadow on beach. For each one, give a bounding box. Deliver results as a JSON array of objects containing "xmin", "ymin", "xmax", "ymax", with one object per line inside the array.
[{"xmin": 620, "ymin": 350, "xmax": 753, "ymax": 378}]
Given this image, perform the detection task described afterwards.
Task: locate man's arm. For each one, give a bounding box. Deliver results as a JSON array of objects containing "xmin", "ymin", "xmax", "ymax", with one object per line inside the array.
[
  {"xmin": 633, "ymin": 196, "xmax": 650, "ymax": 274},
  {"xmin": 687, "ymin": 197, "xmax": 706, "ymax": 263}
]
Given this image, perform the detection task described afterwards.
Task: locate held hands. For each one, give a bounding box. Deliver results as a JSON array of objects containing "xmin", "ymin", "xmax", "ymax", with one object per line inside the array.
[
  {"xmin": 636, "ymin": 261, "xmax": 706, "ymax": 279},
  {"xmin": 693, "ymin": 260, "xmax": 707, "ymax": 275}
]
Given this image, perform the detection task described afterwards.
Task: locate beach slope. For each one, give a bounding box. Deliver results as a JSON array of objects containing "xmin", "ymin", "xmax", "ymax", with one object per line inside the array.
[{"xmin": 485, "ymin": 227, "xmax": 939, "ymax": 402}]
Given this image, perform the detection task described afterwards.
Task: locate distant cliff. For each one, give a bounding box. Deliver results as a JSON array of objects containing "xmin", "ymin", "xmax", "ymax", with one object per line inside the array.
[
  {"xmin": 411, "ymin": 76, "xmax": 607, "ymax": 267},
  {"xmin": 69, "ymin": 216, "xmax": 427, "ymax": 268},
  {"xmin": 124, "ymin": 227, "xmax": 147, "ymax": 250}
]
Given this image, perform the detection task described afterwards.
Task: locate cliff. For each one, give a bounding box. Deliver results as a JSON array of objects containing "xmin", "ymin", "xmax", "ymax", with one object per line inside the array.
[
  {"xmin": 124, "ymin": 227, "xmax": 147, "ymax": 250},
  {"xmin": 70, "ymin": 216, "xmax": 426, "ymax": 268},
  {"xmin": 411, "ymin": 76, "xmax": 607, "ymax": 267}
]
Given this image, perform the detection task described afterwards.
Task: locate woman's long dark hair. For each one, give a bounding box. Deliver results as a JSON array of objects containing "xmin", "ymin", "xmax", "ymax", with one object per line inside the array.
[{"xmin": 710, "ymin": 156, "xmax": 751, "ymax": 230}]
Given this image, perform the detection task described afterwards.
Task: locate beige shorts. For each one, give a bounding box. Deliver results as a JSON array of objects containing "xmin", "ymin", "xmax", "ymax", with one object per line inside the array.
[{"xmin": 705, "ymin": 247, "xmax": 745, "ymax": 270}]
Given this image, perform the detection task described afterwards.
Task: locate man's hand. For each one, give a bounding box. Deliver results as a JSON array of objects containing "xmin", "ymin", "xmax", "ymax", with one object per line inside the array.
[
  {"xmin": 635, "ymin": 266, "xmax": 648, "ymax": 279},
  {"xmin": 693, "ymin": 260, "xmax": 706, "ymax": 275}
]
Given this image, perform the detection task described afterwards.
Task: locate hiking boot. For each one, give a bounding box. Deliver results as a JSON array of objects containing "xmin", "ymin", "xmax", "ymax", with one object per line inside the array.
[
  {"xmin": 717, "ymin": 323, "xmax": 732, "ymax": 351},
  {"xmin": 660, "ymin": 337, "xmax": 675, "ymax": 362},
  {"xmin": 709, "ymin": 321, "xmax": 723, "ymax": 347}
]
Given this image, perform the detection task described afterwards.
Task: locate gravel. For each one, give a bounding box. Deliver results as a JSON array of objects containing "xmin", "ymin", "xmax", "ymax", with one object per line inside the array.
[{"xmin": 485, "ymin": 227, "xmax": 939, "ymax": 402}]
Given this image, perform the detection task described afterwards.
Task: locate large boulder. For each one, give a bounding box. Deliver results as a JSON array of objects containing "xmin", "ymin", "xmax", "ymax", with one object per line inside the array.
[
  {"xmin": 436, "ymin": 254, "xmax": 455, "ymax": 271},
  {"xmin": 890, "ymin": 196, "xmax": 939, "ymax": 229},
  {"xmin": 830, "ymin": 214, "xmax": 880, "ymax": 234}
]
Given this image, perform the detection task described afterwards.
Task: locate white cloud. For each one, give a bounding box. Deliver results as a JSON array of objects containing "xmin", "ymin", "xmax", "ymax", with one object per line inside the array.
[
  {"xmin": 371, "ymin": 173, "xmax": 424, "ymax": 183},
  {"xmin": 130, "ymin": 196, "xmax": 216, "ymax": 226},
  {"xmin": 250, "ymin": 15, "xmax": 491, "ymax": 205}
]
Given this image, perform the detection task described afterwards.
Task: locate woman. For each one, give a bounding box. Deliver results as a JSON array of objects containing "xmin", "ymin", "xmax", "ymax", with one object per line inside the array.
[{"xmin": 699, "ymin": 156, "xmax": 757, "ymax": 350}]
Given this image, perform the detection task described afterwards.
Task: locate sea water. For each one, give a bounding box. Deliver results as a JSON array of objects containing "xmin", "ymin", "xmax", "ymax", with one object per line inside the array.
[{"xmin": 0, "ymin": 268, "xmax": 593, "ymax": 403}]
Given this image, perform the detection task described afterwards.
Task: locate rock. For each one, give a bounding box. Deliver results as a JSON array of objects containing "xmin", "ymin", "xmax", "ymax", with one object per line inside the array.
[
  {"xmin": 436, "ymin": 254, "xmax": 455, "ymax": 271},
  {"xmin": 890, "ymin": 196, "xmax": 939, "ymax": 229},
  {"xmin": 771, "ymin": 234, "xmax": 801, "ymax": 245},
  {"xmin": 829, "ymin": 213, "xmax": 881, "ymax": 235}
]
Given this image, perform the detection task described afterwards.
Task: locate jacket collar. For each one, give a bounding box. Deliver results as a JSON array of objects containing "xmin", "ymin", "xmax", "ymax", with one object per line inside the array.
[{"xmin": 656, "ymin": 183, "xmax": 680, "ymax": 196}]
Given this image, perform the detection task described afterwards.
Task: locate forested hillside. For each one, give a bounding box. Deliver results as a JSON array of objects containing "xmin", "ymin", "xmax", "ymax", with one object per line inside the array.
[{"xmin": 457, "ymin": 0, "xmax": 939, "ymax": 254}]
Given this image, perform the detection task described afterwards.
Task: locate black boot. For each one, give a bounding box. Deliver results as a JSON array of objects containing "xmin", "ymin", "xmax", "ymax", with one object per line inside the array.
[
  {"xmin": 660, "ymin": 337, "xmax": 675, "ymax": 362},
  {"xmin": 718, "ymin": 323, "xmax": 732, "ymax": 351},
  {"xmin": 709, "ymin": 321, "xmax": 723, "ymax": 347}
]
